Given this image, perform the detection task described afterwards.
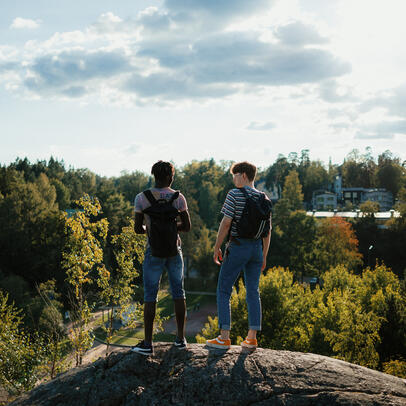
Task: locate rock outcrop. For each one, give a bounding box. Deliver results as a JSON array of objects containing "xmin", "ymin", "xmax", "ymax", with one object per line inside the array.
[{"xmin": 11, "ymin": 343, "xmax": 406, "ymax": 405}]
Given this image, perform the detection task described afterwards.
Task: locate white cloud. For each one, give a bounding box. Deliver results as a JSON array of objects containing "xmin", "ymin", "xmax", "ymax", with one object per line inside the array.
[
  {"xmin": 355, "ymin": 120, "xmax": 406, "ymax": 139},
  {"xmin": 2, "ymin": 7, "xmax": 349, "ymax": 106},
  {"xmin": 19, "ymin": 48, "xmax": 133, "ymax": 100},
  {"xmin": 319, "ymin": 79, "xmax": 356, "ymax": 103},
  {"xmin": 164, "ymin": 0, "xmax": 275, "ymax": 26},
  {"xmin": 1, "ymin": 0, "xmax": 406, "ymax": 177},
  {"xmin": 10, "ymin": 17, "xmax": 41, "ymax": 29},
  {"xmin": 274, "ymin": 21, "xmax": 328, "ymax": 46},
  {"xmin": 246, "ymin": 121, "xmax": 276, "ymax": 131}
]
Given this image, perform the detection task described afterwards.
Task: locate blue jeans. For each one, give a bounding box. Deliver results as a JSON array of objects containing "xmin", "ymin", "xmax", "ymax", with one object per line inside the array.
[
  {"xmin": 143, "ymin": 246, "xmax": 185, "ymax": 302},
  {"xmin": 217, "ymin": 238, "xmax": 263, "ymax": 331}
]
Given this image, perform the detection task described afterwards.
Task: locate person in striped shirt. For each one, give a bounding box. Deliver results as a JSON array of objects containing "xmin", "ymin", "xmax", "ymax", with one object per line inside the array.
[{"xmin": 206, "ymin": 161, "xmax": 271, "ymax": 350}]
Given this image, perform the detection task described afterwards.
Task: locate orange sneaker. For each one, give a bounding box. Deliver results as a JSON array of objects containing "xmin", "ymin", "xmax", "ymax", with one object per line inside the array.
[
  {"xmin": 241, "ymin": 337, "xmax": 257, "ymax": 349},
  {"xmin": 206, "ymin": 336, "xmax": 231, "ymax": 349}
]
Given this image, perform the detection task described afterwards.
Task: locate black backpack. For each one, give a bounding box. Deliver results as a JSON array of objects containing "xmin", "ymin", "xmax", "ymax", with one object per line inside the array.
[
  {"xmin": 235, "ymin": 188, "xmax": 272, "ymax": 239},
  {"xmin": 142, "ymin": 190, "xmax": 180, "ymax": 257}
]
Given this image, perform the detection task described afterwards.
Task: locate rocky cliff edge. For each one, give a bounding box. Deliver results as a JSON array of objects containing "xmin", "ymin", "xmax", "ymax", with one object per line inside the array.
[{"xmin": 10, "ymin": 343, "xmax": 406, "ymax": 406}]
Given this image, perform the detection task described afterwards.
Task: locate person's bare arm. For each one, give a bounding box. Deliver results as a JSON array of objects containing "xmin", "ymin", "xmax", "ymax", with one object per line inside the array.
[
  {"xmin": 177, "ymin": 210, "xmax": 191, "ymax": 232},
  {"xmin": 261, "ymin": 231, "xmax": 271, "ymax": 271},
  {"xmin": 213, "ymin": 216, "xmax": 232, "ymax": 265},
  {"xmin": 134, "ymin": 212, "xmax": 146, "ymax": 234}
]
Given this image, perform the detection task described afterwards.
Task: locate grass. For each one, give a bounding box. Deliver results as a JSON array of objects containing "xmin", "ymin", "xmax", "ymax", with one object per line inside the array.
[
  {"xmin": 92, "ymin": 291, "xmax": 214, "ymax": 346},
  {"xmin": 94, "ymin": 327, "xmax": 141, "ymax": 346},
  {"xmin": 94, "ymin": 326, "xmax": 197, "ymax": 346},
  {"xmin": 157, "ymin": 291, "xmax": 216, "ymax": 318}
]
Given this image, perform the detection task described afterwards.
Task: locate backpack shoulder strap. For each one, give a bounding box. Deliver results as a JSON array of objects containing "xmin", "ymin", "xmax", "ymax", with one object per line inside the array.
[
  {"xmin": 238, "ymin": 187, "xmax": 249, "ymax": 198},
  {"xmin": 170, "ymin": 191, "xmax": 180, "ymax": 203},
  {"xmin": 143, "ymin": 190, "xmax": 157, "ymax": 206}
]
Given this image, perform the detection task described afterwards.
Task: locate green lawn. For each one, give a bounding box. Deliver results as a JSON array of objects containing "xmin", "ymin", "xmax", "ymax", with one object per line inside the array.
[
  {"xmin": 92, "ymin": 292, "xmax": 214, "ymax": 346},
  {"xmin": 94, "ymin": 326, "xmax": 197, "ymax": 346},
  {"xmin": 157, "ymin": 291, "xmax": 216, "ymax": 318},
  {"xmin": 94, "ymin": 327, "xmax": 141, "ymax": 346}
]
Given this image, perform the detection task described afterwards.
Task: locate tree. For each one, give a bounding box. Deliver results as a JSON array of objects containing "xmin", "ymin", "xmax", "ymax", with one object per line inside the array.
[
  {"xmin": 282, "ymin": 170, "xmax": 304, "ymax": 210},
  {"xmin": 47, "ymin": 157, "xmax": 66, "ymax": 180},
  {"xmin": 0, "ymin": 275, "xmax": 30, "ymax": 310},
  {"xmin": 101, "ymin": 193, "xmax": 133, "ymax": 236},
  {"xmin": 383, "ymin": 360, "xmax": 406, "ymax": 379},
  {"xmin": 196, "ymin": 264, "xmax": 405, "ymax": 374},
  {"xmin": 62, "ymin": 195, "xmax": 108, "ymax": 366},
  {"xmin": 63, "ymin": 168, "xmax": 97, "ymax": 201},
  {"xmin": 270, "ymin": 211, "xmax": 316, "ymax": 278},
  {"xmin": 341, "ymin": 148, "xmax": 376, "ymax": 188},
  {"xmin": 0, "ymin": 290, "xmax": 45, "ymax": 397},
  {"xmin": 271, "ymin": 197, "xmax": 291, "ymax": 229},
  {"xmin": 376, "ymin": 151, "xmax": 404, "ymax": 197},
  {"xmin": 264, "ymin": 154, "xmax": 294, "ymax": 190},
  {"xmin": 51, "ymin": 178, "xmax": 71, "ymax": 209},
  {"xmin": 311, "ymin": 217, "xmax": 362, "ymax": 274},
  {"xmin": 328, "ymin": 158, "xmax": 339, "ymax": 185},
  {"xmin": 302, "ymin": 161, "xmax": 329, "ymax": 202},
  {"xmin": 358, "ymin": 264, "xmax": 406, "ymax": 364},
  {"xmin": 196, "ymin": 267, "xmax": 323, "ymax": 353},
  {"xmin": 319, "ymin": 288, "xmax": 381, "ymax": 369},
  {"xmin": 0, "ymin": 169, "xmax": 65, "ymax": 284},
  {"xmin": 368, "ymin": 214, "xmax": 406, "ymax": 279},
  {"xmin": 176, "ymin": 159, "xmax": 225, "ymax": 229},
  {"xmin": 36, "ymin": 284, "xmax": 70, "ymax": 381},
  {"xmin": 171, "ymin": 159, "xmax": 233, "ymax": 286},
  {"xmin": 360, "ymin": 201, "xmax": 380, "ymax": 217},
  {"xmin": 317, "ymin": 264, "xmax": 405, "ymax": 370},
  {"xmin": 114, "ymin": 171, "xmax": 149, "ymax": 203},
  {"xmin": 396, "ymin": 187, "xmax": 406, "ymax": 218},
  {"xmin": 97, "ymin": 219, "xmax": 146, "ymax": 355},
  {"xmin": 186, "ymin": 226, "xmax": 218, "ymax": 289}
]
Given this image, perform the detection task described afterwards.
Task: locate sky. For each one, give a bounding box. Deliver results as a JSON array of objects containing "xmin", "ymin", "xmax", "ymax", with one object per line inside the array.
[{"xmin": 1, "ymin": 0, "xmax": 406, "ymax": 176}]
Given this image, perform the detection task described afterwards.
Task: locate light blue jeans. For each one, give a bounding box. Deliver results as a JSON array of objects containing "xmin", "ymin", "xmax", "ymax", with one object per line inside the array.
[
  {"xmin": 217, "ymin": 238, "xmax": 263, "ymax": 331},
  {"xmin": 143, "ymin": 246, "xmax": 185, "ymax": 302}
]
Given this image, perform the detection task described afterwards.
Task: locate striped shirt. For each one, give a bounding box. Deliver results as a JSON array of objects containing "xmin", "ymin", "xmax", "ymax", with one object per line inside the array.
[{"xmin": 221, "ymin": 186, "xmax": 271, "ymax": 237}]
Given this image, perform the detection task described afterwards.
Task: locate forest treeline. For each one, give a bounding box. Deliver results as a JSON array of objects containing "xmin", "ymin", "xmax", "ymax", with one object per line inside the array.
[
  {"xmin": 0, "ymin": 149, "xmax": 405, "ymax": 398},
  {"xmin": 0, "ymin": 148, "xmax": 405, "ymax": 293}
]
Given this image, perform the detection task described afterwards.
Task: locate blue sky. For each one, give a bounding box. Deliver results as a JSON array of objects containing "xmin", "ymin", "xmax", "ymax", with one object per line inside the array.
[{"xmin": 1, "ymin": 0, "xmax": 405, "ymax": 176}]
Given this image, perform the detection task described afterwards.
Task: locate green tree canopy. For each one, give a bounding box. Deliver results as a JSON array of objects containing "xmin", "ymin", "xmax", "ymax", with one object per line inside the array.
[
  {"xmin": 282, "ymin": 169, "xmax": 304, "ymax": 210},
  {"xmin": 311, "ymin": 217, "xmax": 363, "ymax": 275}
]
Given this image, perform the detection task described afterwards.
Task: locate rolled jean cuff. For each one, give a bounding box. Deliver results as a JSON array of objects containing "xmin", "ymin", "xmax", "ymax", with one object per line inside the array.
[
  {"xmin": 219, "ymin": 324, "xmax": 231, "ymax": 331},
  {"xmin": 249, "ymin": 325, "xmax": 261, "ymax": 331}
]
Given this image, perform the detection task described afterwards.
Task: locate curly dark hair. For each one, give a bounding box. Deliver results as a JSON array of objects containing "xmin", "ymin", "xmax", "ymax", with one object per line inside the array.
[{"xmin": 151, "ymin": 160, "xmax": 175, "ymax": 185}]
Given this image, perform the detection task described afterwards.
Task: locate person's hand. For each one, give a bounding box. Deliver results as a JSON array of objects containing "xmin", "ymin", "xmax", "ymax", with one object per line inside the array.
[
  {"xmin": 213, "ymin": 247, "xmax": 223, "ymax": 265},
  {"xmin": 261, "ymin": 257, "xmax": 267, "ymax": 271}
]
